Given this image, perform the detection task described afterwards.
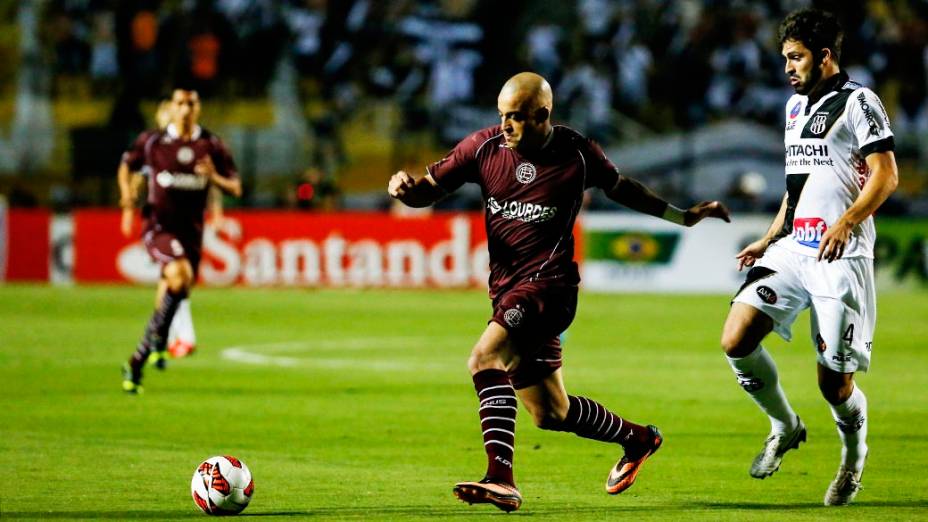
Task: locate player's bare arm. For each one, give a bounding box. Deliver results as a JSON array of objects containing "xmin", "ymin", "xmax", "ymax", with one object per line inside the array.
[
  {"xmin": 388, "ymin": 171, "xmax": 445, "ymax": 208},
  {"xmin": 196, "ymin": 156, "xmax": 242, "ymax": 198},
  {"xmin": 208, "ymin": 186, "xmax": 224, "ymax": 227},
  {"xmin": 605, "ymin": 174, "xmax": 731, "ymax": 226},
  {"xmin": 117, "ymin": 161, "xmax": 141, "ymax": 238},
  {"xmin": 736, "ymin": 194, "xmax": 789, "ymax": 271},
  {"xmin": 818, "ymin": 151, "xmax": 898, "ymax": 262}
]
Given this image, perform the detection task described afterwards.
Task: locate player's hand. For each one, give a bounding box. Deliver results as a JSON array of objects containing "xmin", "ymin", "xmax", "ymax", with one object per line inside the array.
[
  {"xmin": 735, "ymin": 238, "xmax": 770, "ymax": 271},
  {"xmin": 388, "ymin": 171, "xmax": 416, "ymax": 199},
  {"xmin": 817, "ymin": 218, "xmax": 852, "ymax": 262},
  {"xmin": 120, "ymin": 207, "xmax": 135, "ymax": 238},
  {"xmin": 195, "ymin": 155, "xmax": 218, "ymax": 180},
  {"xmin": 684, "ymin": 201, "xmax": 731, "ymax": 226}
]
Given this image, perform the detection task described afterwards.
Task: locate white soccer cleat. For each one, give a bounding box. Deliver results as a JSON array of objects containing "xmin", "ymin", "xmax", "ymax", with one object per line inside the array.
[
  {"xmin": 749, "ymin": 418, "xmax": 807, "ymax": 478},
  {"xmin": 824, "ymin": 466, "xmax": 862, "ymax": 506}
]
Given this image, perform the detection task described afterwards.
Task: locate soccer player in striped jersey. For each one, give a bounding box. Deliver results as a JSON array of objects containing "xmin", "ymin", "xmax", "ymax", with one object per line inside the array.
[
  {"xmin": 721, "ymin": 9, "xmax": 898, "ymax": 506},
  {"xmin": 389, "ymin": 72, "xmax": 730, "ymax": 511}
]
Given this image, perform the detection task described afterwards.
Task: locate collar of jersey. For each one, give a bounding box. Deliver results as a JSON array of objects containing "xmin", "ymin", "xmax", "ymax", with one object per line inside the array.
[
  {"xmin": 806, "ymin": 71, "xmax": 849, "ymax": 109},
  {"xmin": 166, "ymin": 123, "xmax": 202, "ymax": 141}
]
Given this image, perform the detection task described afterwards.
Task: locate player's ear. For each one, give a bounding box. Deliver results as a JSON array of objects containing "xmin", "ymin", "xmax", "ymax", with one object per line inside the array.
[{"xmin": 534, "ymin": 107, "xmax": 550, "ymax": 124}]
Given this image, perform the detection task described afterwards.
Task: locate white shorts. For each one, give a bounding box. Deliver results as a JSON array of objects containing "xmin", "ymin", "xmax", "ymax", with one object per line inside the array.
[{"xmin": 732, "ymin": 244, "xmax": 876, "ymax": 373}]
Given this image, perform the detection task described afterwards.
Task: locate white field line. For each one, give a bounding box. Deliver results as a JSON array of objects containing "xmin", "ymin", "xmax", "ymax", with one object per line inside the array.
[{"xmin": 219, "ymin": 336, "xmax": 466, "ymax": 371}]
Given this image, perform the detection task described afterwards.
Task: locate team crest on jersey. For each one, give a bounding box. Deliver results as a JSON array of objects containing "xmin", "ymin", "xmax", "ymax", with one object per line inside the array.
[
  {"xmin": 809, "ymin": 113, "xmax": 828, "ymax": 135},
  {"xmin": 503, "ymin": 308, "xmax": 523, "ymax": 327},
  {"xmin": 515, "ymin": 162, "xmax": 536, "ymax": 184},
  {"xmin": 177, "ymin": 146, "xmax": 195, "ymax": 164},
  {"xmin": 789, "ymin": 100, "xmax": 802, "ymax": 119}
]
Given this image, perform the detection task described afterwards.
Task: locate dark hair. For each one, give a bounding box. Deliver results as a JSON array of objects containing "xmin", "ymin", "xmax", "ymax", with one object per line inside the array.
[{"xmin": 778, "ymin": 8, "xmax": 843, "ymax": 63}]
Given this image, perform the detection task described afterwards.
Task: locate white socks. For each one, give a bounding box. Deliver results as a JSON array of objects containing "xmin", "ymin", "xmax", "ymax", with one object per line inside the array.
[
  {"xmin": 726, "ymin": 346, "xmax": 799, "ymax": 434},
  {"xmin": 168, "ymin": 298, "xmax": 196, "ymax": 345},
  {"xmin": 829, "ymin": 385, "xmax": 868, "ymax": 474}
]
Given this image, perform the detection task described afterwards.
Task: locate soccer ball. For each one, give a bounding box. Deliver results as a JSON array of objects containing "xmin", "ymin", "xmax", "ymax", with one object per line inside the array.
[{"xmin": 191, "ymin": 456, "xmax": 254, "ymax": 515}]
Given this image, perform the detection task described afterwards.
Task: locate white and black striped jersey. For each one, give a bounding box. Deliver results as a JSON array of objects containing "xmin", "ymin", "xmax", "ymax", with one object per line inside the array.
[{"xmin": 776, "ymin": 72, "xmax": 894, "ymax": 259}]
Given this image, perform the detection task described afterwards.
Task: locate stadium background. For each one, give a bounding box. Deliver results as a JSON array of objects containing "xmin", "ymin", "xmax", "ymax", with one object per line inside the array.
[{"xmin": 1, "ymin": 1, "xmax": 927, "ymax": 520}]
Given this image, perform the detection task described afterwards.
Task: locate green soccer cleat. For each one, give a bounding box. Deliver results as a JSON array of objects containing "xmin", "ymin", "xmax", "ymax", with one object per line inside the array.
[{"xmin": 121, "ymin": 364, "xmax": 143, "ymax": 394}]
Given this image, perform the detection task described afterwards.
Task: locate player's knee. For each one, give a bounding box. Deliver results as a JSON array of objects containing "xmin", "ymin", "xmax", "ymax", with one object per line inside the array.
[
  {"xmin": 467, "ymin": 346, "xmax": 504, "ymax": 374},
  {"xmin": 819, "ymin": 378, "xmax": 854, "ymax": 405},
  {"xmin": 524, "ymin": 402, "xmax": 565, "ymax": 430},
  {"xmin": 721, "ymin": 328, "xmax": 753, "ymax": 357},
  {"xmin": 163, "ymin": 261, "xmax": 193, "ymax": 293}
]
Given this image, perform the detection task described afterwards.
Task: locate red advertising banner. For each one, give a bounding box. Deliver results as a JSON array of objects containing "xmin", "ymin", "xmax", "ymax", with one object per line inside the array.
[
  {"xmin": 73, "ymin": 210, "xmax": 496, "ymax": 287},
  {"xmin": 5, "ymin": 209, "xmax": 50, "ymax": 281}
]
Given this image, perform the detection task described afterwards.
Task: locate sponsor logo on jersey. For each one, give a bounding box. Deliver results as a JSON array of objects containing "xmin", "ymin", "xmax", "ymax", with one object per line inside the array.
[
  {"xmin": 792, "ymin": 217, "xmax": 828, "ymax": 248},
  {"xmin": 857, "ymin": 92, "xmax": 885, "ymax": 136},
  {"xmin": 177, "ymin": 146, "xmax": 195, "ymax": 164},
  {"xmin": 756, "ymin": 285, "xmax": 777, "ymax": 304},
  {"xmin": 809, "ymin": 112, "xmax": 828, "ymax": 135},
  {"xmin": 503, "ymin": 307, "xmax": 523, "ymax": 327},
  {"xmin": 789, "ymin": 100, "xmax": 802, "ymax": 119},
  {"xmin": 785, "ymin": 144, "xmax": 829, "ymax": 157},
  {"xmin": 515, "ymin": 162, "xmax": 537, "ymax": 184},
  {"xmin": 156, "ymin": 170, "xmax": 209, "ymax": 190},
  {"xmin": 487, "ymin": 196, "xmax": 556, "ymax": 223},
  {"xmin": 831, "ymin": 353, "xmax": 853, "ymax": 363}
]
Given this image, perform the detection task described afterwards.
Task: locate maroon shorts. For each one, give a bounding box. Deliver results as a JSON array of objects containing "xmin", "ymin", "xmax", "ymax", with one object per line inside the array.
[
  {"xmin": 142, "ymin": 227, "xmax": 202, "ymax": 278},
  {"xmin": 490, "ymin": 281, "xmax": 578, "ymax": 389}
]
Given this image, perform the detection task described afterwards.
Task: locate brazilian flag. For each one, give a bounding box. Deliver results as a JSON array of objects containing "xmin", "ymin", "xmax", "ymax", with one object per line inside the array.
[{"xmin": 586, "ymin": 231, "xmax": 680, "ymax": 264}]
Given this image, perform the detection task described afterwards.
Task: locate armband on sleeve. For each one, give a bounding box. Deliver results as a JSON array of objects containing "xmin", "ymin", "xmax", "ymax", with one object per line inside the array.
[{"xmin": 661, "ymin": 204, "xmax": 686, "ymax": 225}]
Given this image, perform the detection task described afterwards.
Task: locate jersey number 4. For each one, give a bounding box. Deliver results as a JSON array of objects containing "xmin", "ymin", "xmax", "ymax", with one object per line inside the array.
[{"xmin": 842, "ymin": 323, "xmax": 855, "ymax": 344}]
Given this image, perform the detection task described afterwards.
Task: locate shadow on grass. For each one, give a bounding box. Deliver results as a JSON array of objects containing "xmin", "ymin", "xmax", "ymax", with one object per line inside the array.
[
  {"xmin": 690, "ymin": 499, "xmax": 928, "ymax": 510},
  {"xmin": 6, "ymin": 499, "xmax": 926, "ymax": 519}
]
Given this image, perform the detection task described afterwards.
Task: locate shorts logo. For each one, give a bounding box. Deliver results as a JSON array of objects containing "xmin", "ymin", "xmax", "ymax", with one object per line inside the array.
[
  {"xmin": 789, "ymin": 100, "xmax": 802, "ymax": 119},
  {"xmin": 170, "ymin": 239, "xmax": 184, "ymax": 256},
  {"xmin": 756, "ymin": 285, "xmax": 777, "ymax": 304},
  {"xmin": 177, "ymin": 146, "xmax": 195, "ymax": 164},
  {"xmin": 816, "ymin": 333, "xmax": 827, "ymax": 353},
  {"xmin": 503, "ymin": 308, "xmax": 523, "ymax": 327},
  {"xmin": 792, "ymin": 217, "xmax": 827, "ymax": 248},
  {"xmin": 515, "ymin": 162, "xmax": 536, "ymax": 184},
  {"xmin": 809, "ymin": 113, "xmax": 828, "ymax": 135}
]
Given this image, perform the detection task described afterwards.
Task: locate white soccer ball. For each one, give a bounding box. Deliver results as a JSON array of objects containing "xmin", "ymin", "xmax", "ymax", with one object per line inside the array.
[{"xmin": 191, "ymin": 455, "xmax": 254, "ymax": 515}]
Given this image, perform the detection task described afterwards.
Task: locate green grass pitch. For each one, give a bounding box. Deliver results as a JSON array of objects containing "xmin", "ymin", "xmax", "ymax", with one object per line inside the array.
[{"xmin": 1, "ymin": 284, "xmax": 926, "ymax": 520}]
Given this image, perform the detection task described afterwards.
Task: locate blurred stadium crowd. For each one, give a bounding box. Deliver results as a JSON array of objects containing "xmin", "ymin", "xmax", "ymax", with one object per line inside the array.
[{"xmin": 1, "ymin": 0, "xmax": 926, "ymax": 213}]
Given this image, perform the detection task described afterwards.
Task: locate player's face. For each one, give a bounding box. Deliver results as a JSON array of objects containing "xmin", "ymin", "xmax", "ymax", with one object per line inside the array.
[
  {"xmin": 782, "ymin": 39, "xmax": 822, "ymax": 95},
  {"xmin": 497, "ymin": 93, "xmax": 548, "ymax": 152},
  {"xmin": 170, "ymin": 90, "xmax": 201, "ymax": 130}
]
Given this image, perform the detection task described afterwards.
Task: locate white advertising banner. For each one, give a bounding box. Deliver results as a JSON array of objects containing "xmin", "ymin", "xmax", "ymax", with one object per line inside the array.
[{"xmin": 581, "ymin": 212, "xmax": 771, "ymax": 293}]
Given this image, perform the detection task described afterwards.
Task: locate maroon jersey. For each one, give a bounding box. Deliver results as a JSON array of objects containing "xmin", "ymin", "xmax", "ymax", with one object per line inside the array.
[
  {"xmin": 122, "ymin": 124, "xmax": 237, "ymax": 238},
  {"xmin": 428, "ymin": 125, "xmax": 619, "ymax": 297}
]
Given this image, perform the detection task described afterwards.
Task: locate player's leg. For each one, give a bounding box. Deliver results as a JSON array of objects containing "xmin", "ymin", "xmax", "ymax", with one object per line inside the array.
[
  {"xmin": 724, "ymin": 251, "xmax": 811, "ymax": 477},
  {"xmin": 124, "ymin": 258, "xmax": 194, "ymax": 392},
  {"xmin": 168, "ymin": 297, "xmax": 197, "ymax": 358},
  {"xmin": 808, "ymin": 259, "xmax": 874, "ymax": 506},
  {"xmin": 721, "ymin": 302, "xmax": 805, "ymax": 478},
  {"xmin": 452, "ymin": 321, "xmax": 523, "ymax": 512},
  {"xmin": 516, "ymin": 369, "xmax": 662, "ymax": 495}
]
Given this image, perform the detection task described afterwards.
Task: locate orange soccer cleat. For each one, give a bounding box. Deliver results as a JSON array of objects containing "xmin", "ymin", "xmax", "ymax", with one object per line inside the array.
[
  {"xmin": 605, "ymin": 425, "xmax": 663, "ymax": 495},
  {"xmin": 453, "ymin": 479, "xmax": 523, "ymax": 512},
  {"xmin": 168, "ymin": 339, "xmax": 196, "ymax": 358}
]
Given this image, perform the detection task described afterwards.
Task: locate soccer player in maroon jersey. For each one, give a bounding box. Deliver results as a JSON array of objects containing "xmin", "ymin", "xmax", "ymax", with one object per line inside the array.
[
  {"xmin": 118, "ymin": 88, "xmax": 241, "ymax": 393},
  {"xmin": 389, "ymin": 72, "xmax": 730, "ymax": 511}
]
